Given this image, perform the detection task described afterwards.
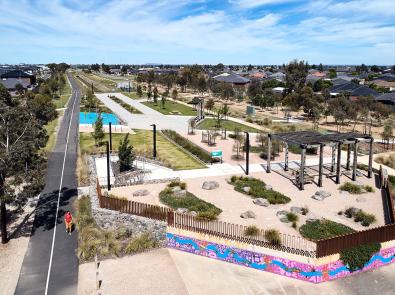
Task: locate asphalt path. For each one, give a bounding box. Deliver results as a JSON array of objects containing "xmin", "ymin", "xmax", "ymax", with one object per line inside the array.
[{"xmin": 15, "ymin": 73, "xmax": 81, "ymax": 295}]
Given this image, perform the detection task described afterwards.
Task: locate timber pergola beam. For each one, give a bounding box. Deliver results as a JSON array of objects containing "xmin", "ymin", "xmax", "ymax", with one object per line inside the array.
[{"xmin": 267, "ymin": 131, "xmax": 374, "ymax": 190}]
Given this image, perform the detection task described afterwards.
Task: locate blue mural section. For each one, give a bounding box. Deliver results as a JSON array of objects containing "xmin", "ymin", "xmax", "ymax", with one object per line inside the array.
[{"xmin": 167, "ymin": 233, "xmax": 395, "ymax": 283}]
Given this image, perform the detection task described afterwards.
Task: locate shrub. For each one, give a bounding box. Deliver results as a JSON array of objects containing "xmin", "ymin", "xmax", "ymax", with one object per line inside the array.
[
  {"xmin": 230, "ymin": 176, "xmax": 290, "ymax": 204},
  {"xmin": 338, "ymin": 210, "xmax": 343, "ymax": 215},
  {"xmin": 354, "ymin": 210, "xmax": 376, "ymax": 227},
  {"xmin": 162, "ymin": 129, "xmax": 212, "ymax": 163},
  {"xmin": 340, "ymin": 243, "xmax": 381, "ymax": 271},
  {"xmin": 292, "ymin": 222, "xmax": 297, "ymax": 229},
  {"xmin": 364, "ymin": 185, "xmax": 374, "ymax": 193},
  {"xmin": 344, "ymin": 207, "xmax": 356, "ymax": 218},
  {"xmin": 169, "ymin": 180, "xmax": 180, "ymax": 187},
  {"xmin": 286, "ymin": 212, "xmax": 298, "ymax": 222},
  {"xmin": 125, "ymin": 233, "xmax": 158, "ymax": 254},
  {"xmin": 299, "ymin": 219, "xmax": 354, "ymax": 241},
  {"xmin": 339, "ymin": 182, "xmax": 362, "ymax": 194},
  {"xmin": 179, "ymin": 182, "xmax": 187, "ymax": 190},
  {"xmin": 301, "ymin": 207, "xmax": 309, "ymax": 215},
  {"xmin": 244, "ymin": 225, "xmax": 260, "ymax": 236},
  {"xmin": 265, "ymin": 229, "xmax": 281, "ymax": 245}
]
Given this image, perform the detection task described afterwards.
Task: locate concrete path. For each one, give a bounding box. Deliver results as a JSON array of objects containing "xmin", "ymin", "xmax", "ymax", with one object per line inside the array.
[
  {"xmin": 95, "ymin": 93, "xmax": 191, "ymax": 132},
  {"xmin": 15, "ymin": 73, "xmax": 80, "ymax": 295}
]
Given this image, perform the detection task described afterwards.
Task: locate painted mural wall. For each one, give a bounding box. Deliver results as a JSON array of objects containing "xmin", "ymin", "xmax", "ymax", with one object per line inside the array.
[{"xmin": 167, "ymin": 233, "xmax": 395, "ymax": 283}]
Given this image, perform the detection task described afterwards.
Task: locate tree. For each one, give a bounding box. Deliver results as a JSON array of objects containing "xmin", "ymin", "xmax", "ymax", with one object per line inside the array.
[
  {"xmin": 147, "ymin": 84, "xmax": 152, "ymax": 101},
  {"xmin": 91, "ymin": 63, "xmax": 100, "ymax": 71},
  {"xmin": 197, "ymin": 77, "xmax": 207, "ymax": 95},
  {"xmin": 328, "ymin": 95, "xmax": 351, "ymax": 132},
  {"xmin": 247, "ymin": 81, "xmax": 263, "ymax": 102},
  {"xmin": 221, "ymin": 83, "xmax": 235, "ymax": 100},
  {"xmin": 121, "ymin": 66, "xmax": 128, "ymax": 75},
  {"xmin": 171, "ymin": 89, "xmax": 178, "ymax": 100},
  {"xmin": 153, "ymin": 87, "xmax": 159, "ymax": 104},
  {"xmin": 92, "ymin": 115, "xmax": 104, "ymax": 146},
  {"xmin": 136, "ymin": 85, "xmax": 143, "ymax": 97},
  {"xmin": 205, "ymin": 98, "xmax": 215, "ymax": 112},
  {"xmin": 1, "ymin": 84, "xmax": 48, "ymax": 243},
  {"xmin": 284, "ymin": 59, "xmax": 309, "ymax": 93},
  {"xmin": 215, "ymin": 107, "xmax": 223, "ymax": 127},
  {"xmin": 370, "ymin": 65, "xmax": 380, "ymax": 73},
  {"xmin": 101, "ymin": 63, "xmax": 111, "ymax": 74},
  {"xmin": 28, "ymin": 94, "xmax": 57, "ymax": 124},
  {"xmin": 176, "ymin": 76, "xmax": 187, "ymax": 92},
  {"xmin": 118, "ymin": 134, "xmax": 135, "ymax": 172},
  {"xmin": 232, "ymin": 128, "xmax": 245, "ymax": 160},
  {"xmin": 318, "ymin": 63, "xmax": 324, "ymax": 72},
  {"xmin": 221, "ymin": 104, "xmax": 230, "ymax": 120},
  {"xmin": 15, "ymin": 83, "xmax": 25, "ymax": 96},
  {"xmin": 188, "ymin": 118, "xmax": 196, "ymax": 134},
  {"xmin": 161, "ymin": 90, "xmax": 168, "ymax": 109},
  {"xmin": 48, "ymin": 78, "xmax": 59, "ymax": 98},
  {"xmin": 383, "ymin": 125, "xmax": 393, "ymax": 149},
  {"xmin": 328, "ymin": 69, "xmax": 337, "ymax": 79}
]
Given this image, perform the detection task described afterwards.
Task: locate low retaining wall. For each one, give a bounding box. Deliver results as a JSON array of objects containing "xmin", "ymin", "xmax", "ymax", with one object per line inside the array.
[{"xmin": 167, "ymin": 233, "xmax": 395, "ymax": 283}]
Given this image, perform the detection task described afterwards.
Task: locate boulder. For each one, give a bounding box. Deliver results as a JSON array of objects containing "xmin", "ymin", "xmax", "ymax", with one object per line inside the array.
[
  {"xmin": 306, "ymin": 218, "xmax": 319, "ymax": 224},
  {"xmin": 276, "ymin": 210, "xmax": 288, "ymax": 217},
  {"xmin": 253, "ymin": 198, "xmax": 269, "ymax": 207},
  {"xmin": 291, "ymin": 206, "xmax": 304, "ymax": 214},
  {"xmin": 176, "ymin": 208, "xmax": 189, "ymax": 214},
  {"xmin": 132, "ymin": 189, "xmax": 149, "ymax": 197},
  {"xmin": 356, "ymin": 170, "xmax": 363, "ymax": 177},
  {"xmin": 243, "ymin": 186, "xmax": 251, "ymax": 193},
  {"xmin": 202, "ymin": 181, "xmax": 219, "ymax": 190},
  {"xmin": 189, "ymin": 211, "xmax": 198, "ymax": 217},
  {"xmin": 172, "ymin": 186, "xmax": 181, "ymax": 192},
  {"xmin": 265, "ymin": 185, "xmax": 273, "ymax": 191},
  {"xmin": 349, "ymin": 207, "xmax": 361, "ymax": 216},
  {"xmin": 312, "ymin": 194, "xmax": 325, "ymax": 201},
  {"xmin": 315, "ymin": 190, "xmax": 331, "ymax": 198},
  {"xmin": 240, "ymin": 210, "xmax": 256, "ymax": 219},
  {"xmin": 174, "ymin": 190, "xmax": 187, "ymax": 198},
  {"xmin": 280, "ymin": 217, "xmax": 290, "ymax": 223}
]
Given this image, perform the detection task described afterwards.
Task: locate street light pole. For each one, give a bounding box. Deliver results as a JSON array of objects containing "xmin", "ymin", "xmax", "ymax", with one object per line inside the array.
[
  {"xmin": 106, "ymin": 141, "xmax": 111, "ymax": 191},
  {"xmin": 244, "ymin": 132, "xmax": 250, "ymax": 175},
  {"xmin": 109, "ymin": 122, "xmax": 113, "ymax": 152},
  {"xmin": 151, "ymin": 124, "xmax": 157, "ymax": 159}
]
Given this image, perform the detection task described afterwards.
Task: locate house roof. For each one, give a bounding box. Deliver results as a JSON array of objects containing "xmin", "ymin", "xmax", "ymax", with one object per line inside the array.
[
  {"xmin": 0, "ymin": 69, "xmax": 33, "ymax": 79},
  {"xmin": 376, "ymin": 92, "xmax": 395, "ymax": 103},
  {"xmin": 378, "ymin": 73, "xmax": 395, "ymax": 82},
  {"xmin": 330, "ymin": 82, "xmax": 379, "ymax": 97},
  {"xmin": 213, "ymin": 72, "xmax": 250, "ymax": 84},
  {"xmin": 331, "ymin": 78, "xmax": 350, "ymax": 86},
  {"xmin": 0, "ymin": 78, "xmax": 31, "ymax": 89}
]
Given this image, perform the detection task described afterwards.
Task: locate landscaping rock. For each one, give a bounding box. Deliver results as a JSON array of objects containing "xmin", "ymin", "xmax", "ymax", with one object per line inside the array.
[
  {"xmin": 276, "ymin": 210, "xmax": 288, "ymax": 217},
  {"xmin": 253, "ymin": 198, "xmax": 269, "ymax": 207},
  {"xmin": 356, "ymin": 196, "xmax": 366, "ymax": 203},
  {"xmin": 176, "ymin": 208, "xmax": 189, "ymax": 214},
  {"xmin": 315, "ymin": 190, "xmax": 331, "ymax": 198},
  {"xmin": 265, "ymin": 185, "xmax": 273, "ymax": 191},
  {"xmin": 291, "ymin": 206, "xmax": 304, "ymax": 214},
  {"xmin": 202, "ymin": 181, "xmax": 219, "ymax": 190},
  {"xmin": 174, "ymin": 190, "xmax": 187, "ymax": 198},
  {"xmin": 243, "ymin": 186, "xmax": 251, "ymax": 193},
  {"xmin": 189, "ymin": 211, "xmax": 198, "ymax": 217},
  {"xmin": 306, "ymin": 218, "xmax": 319, "ymax": 223},
  {"xmin": 280, "ymin": 217, "xmax": 290, "ymax": 223},
  {"xmin": 240, "ymin": 210, "xmax": 256, "ymax": 219},
  {"xmin": 312, "ymin": 194, "xmax": 325, "ymax": 201},
  {"xmin": 132, "ymin": 189, "xmax": 149, "ymax": 197},
  {"xmin": 340, "ymin": 190, "xmax": 349, "ymax": 196},
  {"xmin": 356, "ymin": 170, "xmax": 363, "ymax": 177},
  {"xmin": 349, "ymin": 207, "xmax": 361, "ymax": 216},
  {"xmin": 172, "ymin": 186, "xmax": 181, "ymax": 192}
]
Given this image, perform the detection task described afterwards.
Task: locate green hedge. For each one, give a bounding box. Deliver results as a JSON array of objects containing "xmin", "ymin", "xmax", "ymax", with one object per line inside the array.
[
  {"xmin": 159, "ymin": 186, "xmax": 222, "ymax": 220},
  {"xmin": 162, "ymin": 129, "xmax": 214, "ymax": 163},
  {"xmin": 230, "ymin": 176, "xmax": 290, "ymax": 204}
]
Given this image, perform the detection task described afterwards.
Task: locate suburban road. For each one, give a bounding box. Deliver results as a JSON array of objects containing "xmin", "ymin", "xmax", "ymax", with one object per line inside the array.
[{"xmin": 15, "ymin": 73, "xmax": 81, "ymax": 294}]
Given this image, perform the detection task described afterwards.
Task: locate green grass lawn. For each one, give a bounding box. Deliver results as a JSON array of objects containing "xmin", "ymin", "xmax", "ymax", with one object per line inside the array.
[
  {"xmin": 121, "ymin": 92, "xmax": 142, "ymax": 100},
  {"xmin": 42, "ymin": 110, "xmax": 64, "ymax": 154},
  {"xmin": 142, "ymin": 101, "xmax": 197, "ymax": 116},
  {"xmin": 79, "ymin": 129, "xmax": 205, "ymax": 170},
  {"xmin": 53, "ymin": 74, "xmax": 72, "ymax": 109},
  {"xmin": 197, "ymin": 118, "xmax": 261, "ymax": 133}
]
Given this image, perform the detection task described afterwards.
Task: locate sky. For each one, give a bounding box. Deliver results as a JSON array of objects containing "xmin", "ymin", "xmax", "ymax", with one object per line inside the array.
[{"xmin": 0, "ymin": 0, "xmax": 395, "ymax": 65}]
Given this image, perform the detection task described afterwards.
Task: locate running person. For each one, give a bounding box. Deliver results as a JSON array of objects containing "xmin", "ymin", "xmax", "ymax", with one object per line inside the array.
[{"xmin": 64, "ymin": 211, "xmax": 73, "ymax": 235}]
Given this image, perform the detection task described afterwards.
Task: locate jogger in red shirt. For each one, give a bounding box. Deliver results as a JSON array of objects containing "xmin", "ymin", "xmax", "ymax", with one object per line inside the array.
[{"xmin": 65, "ymin": 211, "xmax": 73, "ymax": 235}]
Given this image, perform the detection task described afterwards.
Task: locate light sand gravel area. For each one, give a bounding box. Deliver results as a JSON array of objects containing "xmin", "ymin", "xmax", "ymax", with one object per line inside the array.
[
  {"xmin": 109, "ymin": 169, "xmax": 384, "ymax": 238},
  {"xmin": 78, "ymin": 247, "xmax": 395, "ymax": 295},
  {"xmin": 0, "ymin": 201, "xmax": 36, "ymax": 295}
]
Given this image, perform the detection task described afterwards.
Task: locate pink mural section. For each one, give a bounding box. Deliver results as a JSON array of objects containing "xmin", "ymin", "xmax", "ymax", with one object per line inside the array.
[{"xmin": 167, "ymin": 233, "xmax": 395, "ymax": 283}]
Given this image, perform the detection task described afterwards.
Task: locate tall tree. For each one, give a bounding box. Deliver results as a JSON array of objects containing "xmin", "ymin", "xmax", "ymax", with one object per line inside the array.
[
  {"xmin": 153, "ymin": 87, "xmax": 159, "ymax": 104},
  {"xmin": 118, "ymin": 134, "xmax": 135, "ymax": 172},
  {"xmin": 205, "ymin": 98, "xmax": 215, "ymax": 112},
  {"xmin": 136, "ymin": 85, "xmax": 143, "ymax": 97},
  {"xmin": 161, "ymin": 90, "xmax": 168, "ymax": 109},
  {"xmin": 92, "ymin": 115, "xmax": 104, "ymax": 146},
  {"xmin": 284, "ymin": 60, "xmax": 309, "ymax": 93},
  {"xmin": 171, "ymin": 89, "xmax": 178, "ymax": 100}
]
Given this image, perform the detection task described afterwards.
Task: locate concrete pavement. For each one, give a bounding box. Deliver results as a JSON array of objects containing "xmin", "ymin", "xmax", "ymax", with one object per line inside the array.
[{"xmin": 15, "ymin": 73, "xmax": 80, "ymax": 295}]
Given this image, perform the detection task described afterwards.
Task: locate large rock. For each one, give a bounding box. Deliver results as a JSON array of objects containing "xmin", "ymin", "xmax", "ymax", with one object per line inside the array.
[
  {"xmin": 240, "ymin": 210, "xmax": 256, "ymax": 219},
  {"xmin": 291, "ymin": 206, "xmax": 304, "ymax": 214},
  {"xmin": 280, "ymin": 217, "xmax": 290, "ymax": 223},
  {"xmin": 133, "ymin": 189, "xmax": 149, "ymax": 197},
  {"xmin": 189, "ymin": 211, "xmax": 198, "ymax": 217},
  {"xmin": 176, "ymin": 208, "xmax": 189, "ymax": 214},
  {"xmin": 243, "ymin": 186, "xmax": 251, "ymax": 193},
  {"xmin": 253, "ymin": 198, "xmax": 269, "ymax": 207},
  {"xmin": 306, "ymin": 218, "xmax": 319, "ymax": 224},
  {"xmin": 202, "ymin": 181, "xmax": 219, "ymax": 190},
  {"xmin": 315, "ymin": 190, "xmax": 331, "ymax": 198},
  {"xmin": 172, "ymin": 186, "xmax": 181, "ymax": 193},
  {"xmin": 265, "ymin": 185, "xmax": 273, "ymax": 191},
  {"xmin": 174, "ymin": 190, "xmax": 187, "ymax": 198},
  {"xmin": 312, "ymin": 194, "xmax": 325, "ymax": 201},
  {"xmin": 276, "ymin": 210, "xmax": 288, "ymax": 217}
]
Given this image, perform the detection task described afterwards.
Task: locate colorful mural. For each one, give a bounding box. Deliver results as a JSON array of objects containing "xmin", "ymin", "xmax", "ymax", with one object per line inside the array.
[{"xmin": 167, "ymin": 233, "xmax": 395, "ymax": 283}]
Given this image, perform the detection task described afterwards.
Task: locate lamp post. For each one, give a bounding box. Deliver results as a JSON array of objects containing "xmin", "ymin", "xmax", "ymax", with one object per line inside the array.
[
  {"xmin": 151, "ymin": 124, "xmax": 157, "ymax": 159},
  {"xmin": 109, "ymin": 122, "xmax": 113, "ymax": 152},
  {"xmin": 106, "ymin": 141, "xmax": 111, "ymax": 191},
  {"xmin": 244, "ymin": 132, "xmax": 250, "ymax": 175}
]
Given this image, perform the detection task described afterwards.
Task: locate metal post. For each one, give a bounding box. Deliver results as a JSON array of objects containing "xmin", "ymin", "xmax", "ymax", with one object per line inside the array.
[
  {"xmin": 318, "ymin": 144, "xmax": 324, "ymax": 187},
  {"xmin": 245, "ymin": 132, "xmax": 249, "ymax": 175},
  {"xmin": 346, "ymin": 144, "xmax": 351, "ymax": 170},
  {"xmin": 284, "ymin": 143, "xmax": 289, "ymax": 171},
  {"xmin": 368, "ymin": 137, "xmax": 373, "ymax": 178},
  {"xmin": 336, "ymin": 142, "xmax": 342, "ymax": 184},
  {"xmin": 267, "ymin": 134, "xmax": 271, "ymax": 173},
  {"xmin": 300, "ymin": 146, "xmax": 306, "ymax": 190},
  {"xmin": 128, "ymin": 80, "xmax": 131, "ymax": 93},
  {"xmin": 106, "ymin": 141, "xmax": 111, "ymax": 191},
  {"xmin": 109, "ymin": 122, "xmax": 112, "ymax": 152},
  {"xmin": 91, "ymin": 83, "xmax": 94, "ymax": 94},
  {"xmin": 352, "ymin": 140, "xmax": 358, "ymax": 181},
  {"xmin": 151, "ymin": 124, "xmax": 157, "ymax": 159}
]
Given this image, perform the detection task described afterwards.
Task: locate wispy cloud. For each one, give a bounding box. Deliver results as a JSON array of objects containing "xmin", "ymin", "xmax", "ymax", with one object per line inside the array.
[{"xmin": 230, "ymin": 0, "xmax": 299, "ymax": 9}]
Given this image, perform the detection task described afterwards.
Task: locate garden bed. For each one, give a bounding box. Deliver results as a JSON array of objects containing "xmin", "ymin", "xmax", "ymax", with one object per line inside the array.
[{"xmin": 109, "ymin": 95, "xmax": 142, "ymax": 114}]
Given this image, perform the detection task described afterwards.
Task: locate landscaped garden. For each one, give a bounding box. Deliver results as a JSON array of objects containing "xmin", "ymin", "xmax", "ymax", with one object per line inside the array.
[
  {"xmin": 197, "ymin": 118, "xmax": 261, "ymax": 133},
  {"xmin": 121, "ymin": 92, "xmax": 142, "ymax": 100},
  {"xmin": 109, "ymin": 95, "xmax": 142, "ymax": 114},
  {"xmin": 142, "ymin": 101, "xmax": 197, "ymax": 116},
  {"xmin": 159, "ymin": 181, "xmax": 222, "ymax": 220},
  {"xmin": 79, "ymin": 130, "xmax": 206, "ymax": 170},
  {"xmin": 230, "ymin": 176, "xmax": 291, "ymax": 204}
]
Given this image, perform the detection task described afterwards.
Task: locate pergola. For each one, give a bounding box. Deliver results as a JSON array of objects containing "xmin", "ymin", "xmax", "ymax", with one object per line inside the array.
[{"xmin": 266, "ymin": 131, "xmax": 374, "ymax": 190}]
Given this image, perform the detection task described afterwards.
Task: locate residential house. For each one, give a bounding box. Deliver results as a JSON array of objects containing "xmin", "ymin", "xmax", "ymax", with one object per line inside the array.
[
  {"xmin": 372, "ymin": 74, "xmax": 395, "ymax": 91},
  {"xmin": 0, "ymin": 69, "xmax": 35, "ymax": 91},
  {"xmin": 212, "ymin": 72, "xmax": 250, "ymax": 88},
  {"xmin": 330, "ymin": 82, "xmax": 379, "ymax": 100},
  {"xmin": 375, "ymin": 92, "xmax": 395, "ymax": 111},
  {"xmin": 270, "ymin": 72, "xmax": 286, "ymax": 82}
]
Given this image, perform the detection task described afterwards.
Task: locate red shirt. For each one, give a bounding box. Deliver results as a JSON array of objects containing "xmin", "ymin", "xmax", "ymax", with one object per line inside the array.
[{"xmin": 65, "ymin": 213, "xmax": 72, "ymax": 223}]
